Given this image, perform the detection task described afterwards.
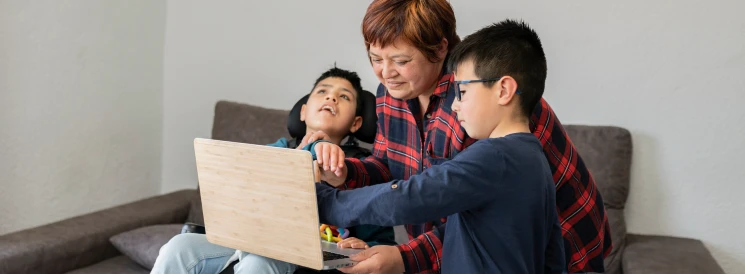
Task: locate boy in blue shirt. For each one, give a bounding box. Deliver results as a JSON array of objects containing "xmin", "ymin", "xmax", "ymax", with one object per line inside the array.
[
  {"xmin": 313, "ymin": 20, "xmax": 565, "ymax": 273},
  {"xmin": 152, "ymin": 67, "xmax": 395, "ymax": 274}
]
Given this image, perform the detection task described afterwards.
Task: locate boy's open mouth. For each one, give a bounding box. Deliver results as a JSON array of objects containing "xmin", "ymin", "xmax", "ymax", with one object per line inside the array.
[{"xmin": 320, "ymin": 104, "xmax": 337, "ymax": 116}]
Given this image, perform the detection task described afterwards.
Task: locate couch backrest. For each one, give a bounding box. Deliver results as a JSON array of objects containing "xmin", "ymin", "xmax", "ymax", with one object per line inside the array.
[
  {"xmin": 211, "ymin": 100, "xmax": 291, "ymax": 144},
  {"xmin": 564, "ymin": 125, "xmax": 633, "ymax": 274}
]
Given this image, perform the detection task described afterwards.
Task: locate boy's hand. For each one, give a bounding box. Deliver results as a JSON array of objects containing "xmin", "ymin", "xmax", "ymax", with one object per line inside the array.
[
  {"xmin": 319, "ymin": 164, "xmax": 347, "ymax": 187},
  {"xmin": 313, "ymin": 160, "xmax": 347, "ymax": 188},
  {"xmin": 297, "ymin": 131, "xmax": 331, "ymax": 148},
  {"xmin": 312, "ymin": 160, "xmax": 346, "ymax": 187},
  {"xmin": 314, "ymin": 142, "xmax": 346, "ymax": 177},
  {"xmin": 337, "ymin": 237, "xmax": 369, "ymax": 249}
]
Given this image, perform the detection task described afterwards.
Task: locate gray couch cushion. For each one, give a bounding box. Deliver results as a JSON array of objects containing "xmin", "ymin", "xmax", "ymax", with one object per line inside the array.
[
  {"xmin": 66, "ymin": 255, "xmax": 149, "ymax": 274},
  {"xmin": 563, "ymin": 125, "xmax": 632, "ymax": 210},
  {"xmin": 622, "ymin": 234, "xmax": 725, "ymax": 274},
  {"xmin": 211, "ymin": 100, "xmax": 291, "ymax": 144},
  {"xmin": 603, "ymin": 208, "xmax": 626, "ymax": 274},
  {"xmin": 109, "ymin": 224, "xmax": 183, "ymax": 270},
  {"xmin": 187, "ymin": 188, "xmax": 205, "ymax": 225}
]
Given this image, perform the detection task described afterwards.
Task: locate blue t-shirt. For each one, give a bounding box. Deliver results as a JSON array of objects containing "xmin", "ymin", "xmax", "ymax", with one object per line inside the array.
[{"xmin": 316, "ymin": 133, "xmax": 565, "ymax": 273}]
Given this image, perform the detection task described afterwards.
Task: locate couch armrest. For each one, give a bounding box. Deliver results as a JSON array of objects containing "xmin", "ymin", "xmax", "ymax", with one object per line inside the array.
[
  {"xmin": 622, "ymin": 233, "xmax": 724, "ymax": 274},
  {"xmin": 0, "ymin": 189, "xmax": 196, "ymax": 274}
]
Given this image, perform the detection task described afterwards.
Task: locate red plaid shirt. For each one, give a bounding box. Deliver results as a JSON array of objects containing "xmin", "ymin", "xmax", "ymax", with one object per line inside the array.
[{"xmin": 342, "ymin": 72, "xmax": 612, "ymax": 273}]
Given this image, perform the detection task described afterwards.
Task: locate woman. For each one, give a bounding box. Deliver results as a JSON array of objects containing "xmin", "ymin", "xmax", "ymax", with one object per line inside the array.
[{"xmin": 314, "ymin": 1, "xmax": 612, "ymax": 273}]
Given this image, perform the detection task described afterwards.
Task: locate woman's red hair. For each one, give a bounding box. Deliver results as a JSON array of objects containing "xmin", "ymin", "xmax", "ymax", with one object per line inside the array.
[{"xmin": 362, "ymin": 0, "xmax": 460, "ymax": 62}]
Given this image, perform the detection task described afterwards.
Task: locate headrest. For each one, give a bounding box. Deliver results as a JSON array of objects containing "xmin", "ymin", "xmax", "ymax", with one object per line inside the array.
[{"xmin": 287, "ymin": 90, "xmax": 377, "ymax": 144}]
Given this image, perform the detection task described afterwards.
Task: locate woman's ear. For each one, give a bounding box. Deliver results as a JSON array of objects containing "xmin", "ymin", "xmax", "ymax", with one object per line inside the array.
[
  {"xmin": 300, "ymin": 104, "xmax": 307, "ymax": 121},
  {"xmin": 349, "ymin": 116, "xmax": 363, "ymax": 133},
  {"xmin": 437, "ymin": 38, "xmax": 449, "ymax": 61}
]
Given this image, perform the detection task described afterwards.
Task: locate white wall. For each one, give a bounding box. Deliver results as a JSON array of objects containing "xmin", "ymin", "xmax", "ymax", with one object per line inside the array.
[
  {"xmin": 161, "ymin": 1, "xmax": 745, "ymax": 272},
  {"xmin": 161, "ymin": 1, "xmax": 379, "ymax": 192},
  {"xmin": 0, "ymin": 1, "xmax": 166, "ymax": 235}
]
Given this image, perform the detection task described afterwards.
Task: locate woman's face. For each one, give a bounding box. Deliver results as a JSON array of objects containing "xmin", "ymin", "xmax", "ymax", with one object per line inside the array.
[{"xmin": 368, "ymin": 39, "xmax": 447, "ymax": 100}]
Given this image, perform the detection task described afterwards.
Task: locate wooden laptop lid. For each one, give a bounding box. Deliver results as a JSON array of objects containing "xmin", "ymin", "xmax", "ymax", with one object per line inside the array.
[{"xmin": 193, "ymin": 138, "xmax": 324, "ymax": 270}]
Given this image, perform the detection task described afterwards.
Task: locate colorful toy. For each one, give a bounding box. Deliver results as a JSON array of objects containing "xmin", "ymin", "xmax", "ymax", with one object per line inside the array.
[{"xmin": 319, "ymin": 224, "xmax": 350, "ymax": 242}]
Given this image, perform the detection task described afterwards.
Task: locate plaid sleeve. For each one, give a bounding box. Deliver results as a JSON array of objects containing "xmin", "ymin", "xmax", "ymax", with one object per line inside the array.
[
  {"xmin": 530, "ymin": 98, "xmax": 612, "ymax": 273},
  {"xmin": 397, "ymin": 224, "xmax": 445, "ymax": 273},
  {"xmin": 342, "ymin": 127, "xmax": 391, "ymax": 189},
  {"xmin": 342, "ymin": 88, "xmax": 392, "ymax": 190}
]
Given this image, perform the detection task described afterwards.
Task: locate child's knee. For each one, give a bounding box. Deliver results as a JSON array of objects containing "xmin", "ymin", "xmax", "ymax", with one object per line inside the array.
[{"xmin": 156, "ymin": 233, "xmax": 216, "ymax": 263}]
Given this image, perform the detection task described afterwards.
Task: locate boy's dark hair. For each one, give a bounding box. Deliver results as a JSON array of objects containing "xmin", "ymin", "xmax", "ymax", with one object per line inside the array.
[
  {"xmin": 312, "ymin": 66, "xmax": 365, "ymax": 116},
  {"xmin": 447, "ymin": 19, "xmax": 547, "ymax": 117}
]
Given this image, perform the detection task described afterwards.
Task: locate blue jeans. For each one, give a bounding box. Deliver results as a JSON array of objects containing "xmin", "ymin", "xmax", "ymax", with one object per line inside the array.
[{"xmin": 151, "ymin": 233, "xmax": 299, "ymax": 274}]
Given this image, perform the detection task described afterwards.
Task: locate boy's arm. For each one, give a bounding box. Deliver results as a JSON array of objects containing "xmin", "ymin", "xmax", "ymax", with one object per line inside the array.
[
  {"xmin": 341, "ymin": 85, "xmax": 393, "ymax": 189},
  {"xmin": 545, "ymin": 216, "xmax": 566, "ymax": 274},
  {"xmin": 317, "ymin": 142, "xmax": 498, "ymax": 273},
  {"xmin": 315, "ymin": 141, "xmax": 501, "ymax": 228}
]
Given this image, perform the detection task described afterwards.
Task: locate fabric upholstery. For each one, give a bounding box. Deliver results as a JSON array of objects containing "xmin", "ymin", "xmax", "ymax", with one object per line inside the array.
[
  {"xmin": 622, "ymin": 234, "xmax": 725, "ymax": 274},
  {"xmin": 109, "ymin": 224, "xmax": 183, "ymax": 270},
  {"xmin": 186, "ymin": 188, "xmax": 205, "ymax": 226},
  {"xmin": 211, "ymin": 100, "xmax": 291, "ymax": 144},
  {"xmin": 0, "ymin": 190, "xmax": 193, "ymax": 274},
  {"xmin": 602, "ymin": 208, "xmax": 626, "ymax": 274},
  {"xmin": 65, "ymin": 256, "xmax": 149, "ymax": 274}
]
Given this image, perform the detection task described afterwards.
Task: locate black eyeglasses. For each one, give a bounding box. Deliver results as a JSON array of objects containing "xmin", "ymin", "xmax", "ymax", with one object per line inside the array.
[{"xmin": 453, "ymin": 77, "xmax": 520, "ymax": 101}]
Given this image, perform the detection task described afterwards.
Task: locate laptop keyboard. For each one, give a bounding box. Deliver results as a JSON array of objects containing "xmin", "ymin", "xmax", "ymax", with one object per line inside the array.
[{"xmin": 323, "ymin": 251, "xmax": 349, "ymax": 261}]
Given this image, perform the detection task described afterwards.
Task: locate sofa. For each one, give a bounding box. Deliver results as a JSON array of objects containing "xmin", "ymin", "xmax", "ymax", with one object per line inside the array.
[{"xmin": 0, "ymin": 100, "xmax": 725, "ymax": 274}]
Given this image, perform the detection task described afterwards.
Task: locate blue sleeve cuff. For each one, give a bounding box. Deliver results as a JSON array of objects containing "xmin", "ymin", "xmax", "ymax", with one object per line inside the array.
[{"xmin": 303, "ymin": 140, "xmax": 331, "ymax": 161}]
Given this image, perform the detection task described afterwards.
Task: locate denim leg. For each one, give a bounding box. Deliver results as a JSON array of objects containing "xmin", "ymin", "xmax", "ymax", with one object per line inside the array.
[
  {"xmin": 151, "ymin": 233, "xmax": 236, "ymax": 274},
  {"xmin": 233, "ymin": 252, "xmax": 299, "ymax": 274}
]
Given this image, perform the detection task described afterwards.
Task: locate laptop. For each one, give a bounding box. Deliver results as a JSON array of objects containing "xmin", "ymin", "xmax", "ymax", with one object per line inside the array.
[{"xmin": 193, "ymin": 138, "xmax": 362, "ymax": 270}]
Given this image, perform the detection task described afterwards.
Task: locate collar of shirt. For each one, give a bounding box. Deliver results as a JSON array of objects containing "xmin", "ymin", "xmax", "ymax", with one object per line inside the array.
[{"xmin": 432, "ymin": 72, "xmax": 453, "ymax": 98}]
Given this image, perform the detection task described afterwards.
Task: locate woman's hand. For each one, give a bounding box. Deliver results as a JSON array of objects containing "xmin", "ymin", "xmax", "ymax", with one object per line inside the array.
[{"xmin": 338, "ymin": 245, "xmax": 406, "ymax": 274}]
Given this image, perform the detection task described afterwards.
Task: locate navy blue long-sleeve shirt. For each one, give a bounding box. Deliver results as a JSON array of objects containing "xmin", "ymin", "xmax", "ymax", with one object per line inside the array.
[{"xmin": 316, "ymin": 133, "xmax": 565, "ymax": 273}]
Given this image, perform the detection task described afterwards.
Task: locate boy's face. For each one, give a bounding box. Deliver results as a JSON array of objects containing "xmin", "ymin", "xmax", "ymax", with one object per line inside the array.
[
  {"xmin": 451, "ymin": 60, "xmax": 518, "ymax": 139},
  {"xmin": 301, "ymin": 77, "xmax": 362, "ymax": 141}
]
